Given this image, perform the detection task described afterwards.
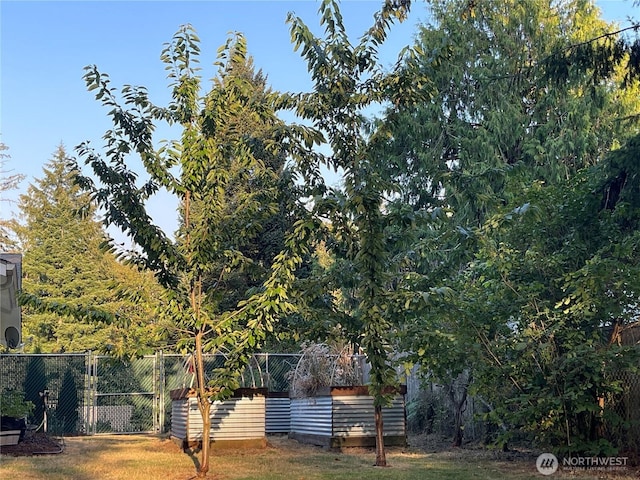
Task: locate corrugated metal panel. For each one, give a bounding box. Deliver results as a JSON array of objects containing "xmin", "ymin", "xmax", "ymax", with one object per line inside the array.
[
  {"xmin": 290, "ymin": 397, "xmax": 332, "ymax": 436},
  {"xmin": 266, "ymin": 397, "xmax": 290, "ymax": 433},
  {"xmin": 170, "ymin": 399, "xmax": 189, "ymax": 441},
  {"xmin": 186, "ymin": 396, "xmax": 266, "ymax": 441},
  {"xmin": 332, "ymin": 395, "xmax": 405, "ymax": 437}
]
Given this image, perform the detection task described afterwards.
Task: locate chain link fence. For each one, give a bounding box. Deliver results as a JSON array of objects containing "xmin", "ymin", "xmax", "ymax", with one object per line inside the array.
[
  {"xmin": 5, "ymin": 351, "xmax": 636, "ymax": 454},
  {"xmin": 0, "ymin": 353, "xmax": 88, "ymax": 434},
  {"xmin": 402, "ymin": 360, "xmax": 640, "ymax": 455},
  {"xmin": 0, "ymin": 352, "xmax": 301, "ymax": 436},
  {"xmin": 607, "ymin": 365, "xmax": 640, "ymax": 457},
  {"xmin": 404, "ymin": 370, "xmax": 491, "ymax": 445}
]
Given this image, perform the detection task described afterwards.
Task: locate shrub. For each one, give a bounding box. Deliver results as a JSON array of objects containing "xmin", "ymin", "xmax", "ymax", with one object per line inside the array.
[{"xmin": 0, "ymin": 390, "xmax": 35, "ymax": 418}]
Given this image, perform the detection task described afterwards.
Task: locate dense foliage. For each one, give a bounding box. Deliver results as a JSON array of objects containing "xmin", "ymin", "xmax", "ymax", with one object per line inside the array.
[
  {"xmin": 380, "ymin": 0, "xmax": 640, "ymax": 454},
  {"xmin": 15, "ymin": 146, "xmax": 162, "ymax": 355}
]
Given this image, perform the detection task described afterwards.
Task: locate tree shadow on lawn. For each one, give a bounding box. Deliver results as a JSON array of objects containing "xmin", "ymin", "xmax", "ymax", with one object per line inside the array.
[{"xmin": 185, "ymin": 444, "xmax": 202, "ymax": 474}]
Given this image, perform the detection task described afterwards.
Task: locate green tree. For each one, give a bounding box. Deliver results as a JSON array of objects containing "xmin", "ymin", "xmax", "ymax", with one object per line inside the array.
[
  {"xmin": 197, "ymin": 53, "xmax": 306, "ymax": 318},
  {"xmin": 16, "ymin": 145, "xmax": 161, "ymax": 355},
  {"xmin": 380, "ymin": 0, "xmax": 639, "ymax": 222},
  {"xmin": 458, "ymin": 137, "xmax": 640, "ymax": 453},
  {"xmin": 73, "ymin": 29, "xmax": 310, "ymax": 477},
  {"xmin": 285, "ymin": 0, "xmax": 431, "ymax": 466},
  {"xmin": 543, "ymin": 5, "xmax": 640, "ymax": 91},
  {"xmin": 23, "ymin": 354, "xmax": 46, "ymax": 427},
  {"xmin": 376, "ymin": 0, "xmax": 640, "ymax": 448}
]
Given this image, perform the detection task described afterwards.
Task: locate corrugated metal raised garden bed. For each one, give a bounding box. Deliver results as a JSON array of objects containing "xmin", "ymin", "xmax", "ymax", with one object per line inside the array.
[
  {"xmin": 289, "ymin": 385, "xmax": 407, "ymax": 448},
  {"xmin": 265, "ymin": 391, "xmax": 290, "ymax": 434},
  {"xmin": 170, "ymin": 387, "xmax": 267, "ymax": 450}
]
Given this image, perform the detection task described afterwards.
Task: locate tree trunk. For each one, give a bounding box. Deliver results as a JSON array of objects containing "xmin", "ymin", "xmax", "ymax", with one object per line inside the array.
[
  {"xmin": 449, "ymin": 375, "xmax": 469, "ymax": 448},
  {"xmin": 374, "ymin": 404, "xmax": 387, "ymax": 467},
  {"xmin": 195, "ymin": 331, "xmax": 211, "ymax": 478}
]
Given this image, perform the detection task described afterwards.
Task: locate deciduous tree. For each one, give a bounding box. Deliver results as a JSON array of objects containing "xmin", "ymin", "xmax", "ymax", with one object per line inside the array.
[
  {"xmin": 376, "ymin": 0, "xmax": 640, "ymax": 450},
  {"xmin": 285, "ymin": 0, "xmax": 432, "ymax": 465},
  {"xmin": 73, "ymin": 28, "xmax": 312, "ymax": 477}
]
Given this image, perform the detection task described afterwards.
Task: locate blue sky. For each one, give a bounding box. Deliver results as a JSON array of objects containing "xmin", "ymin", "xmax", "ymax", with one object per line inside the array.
[
  {"xmin": 1, "ymin": 0, "xmax": 423, "ymax": 237},
  {"xmin": 0, "ymin": 0, "xmax": 637, "ymax": 240}
]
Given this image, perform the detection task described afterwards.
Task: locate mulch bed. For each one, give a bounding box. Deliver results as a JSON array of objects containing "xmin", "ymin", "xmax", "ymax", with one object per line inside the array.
[{"xmin": 0, "ymin": 432, "xmax": 64, "ymax": 456}]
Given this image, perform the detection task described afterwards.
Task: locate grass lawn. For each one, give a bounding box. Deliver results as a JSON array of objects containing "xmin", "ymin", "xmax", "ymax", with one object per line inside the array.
[{"xmin": 0, "ymin": 434, "xmax": 637, "ymax": 480}]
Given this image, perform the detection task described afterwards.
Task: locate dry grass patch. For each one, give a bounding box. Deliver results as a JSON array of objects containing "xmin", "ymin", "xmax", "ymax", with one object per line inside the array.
[
  {"xmin": 0, "ymin": 434, "xmax": 638, "ymax": 480},
  {"xmin": 0, "ymin": 435, "xmax": 194, "ymax": 480}
]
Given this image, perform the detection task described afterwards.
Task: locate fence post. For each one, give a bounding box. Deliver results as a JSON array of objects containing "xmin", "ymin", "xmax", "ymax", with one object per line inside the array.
[
  {"xmin": 265, "ymin": 353, "xmax": 269, "ymax": 391},
  {"xmin": 83, "ymin": 351, "xmax": 94, "ymax": 435},
  {"xmin": 92, "ymin": 353, "xmax": 98, "ymax": 435},
  {"xmin": 155, "ymin": 350, "xmax": 165, "ymax": 434}
]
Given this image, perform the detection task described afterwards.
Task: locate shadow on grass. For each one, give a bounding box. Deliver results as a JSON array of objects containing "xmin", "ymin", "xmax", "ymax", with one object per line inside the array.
[{"xmin": 185, "ymin": 444, "xmax": 202, "ymax": 475}]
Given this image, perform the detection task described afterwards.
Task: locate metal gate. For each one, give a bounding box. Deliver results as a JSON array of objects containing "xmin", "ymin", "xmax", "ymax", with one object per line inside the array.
[{"xmin": 87, "ymin": 353, "xmax": 164, "ymax": 435}]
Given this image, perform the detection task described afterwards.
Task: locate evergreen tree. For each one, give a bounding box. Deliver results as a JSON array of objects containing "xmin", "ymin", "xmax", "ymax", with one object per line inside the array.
[
  {"xmin": 22, "ymin": 354, "xmax": 46, "ymax": 427},
  {"xmin": 197, "ymin": 52, "xmax": 305, "ymax": 318},
  {"xmin": 56, "ymin": 368, "xmax": 79, "ymax": 434},
  {"xmin": 16, "ymin": 145, "xmax": 162, "ymax": 354}
]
